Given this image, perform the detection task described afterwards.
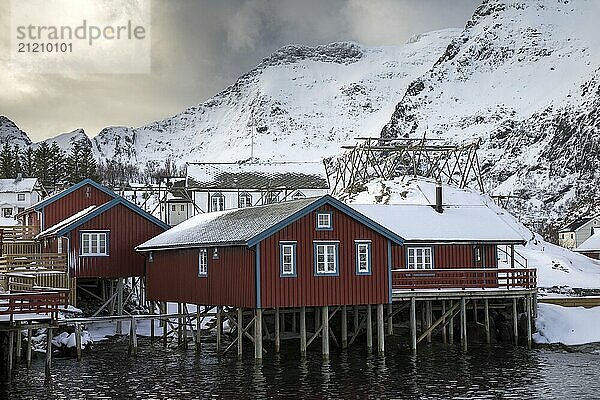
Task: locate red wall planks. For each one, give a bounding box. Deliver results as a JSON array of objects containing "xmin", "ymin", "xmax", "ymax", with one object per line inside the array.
[
  {"xmin": 68, "ymin": 203, "xmax": 166, "ymax": 278},
  {"xmin": 391, "ymin": 243, "xmax": 498, "ymax": 269},
  {"xmin": 145, "ymin": 246, "xmax": 256, "ymax": 308},
  {"xmin": 43, "ymin": 184, "xmax": 113, "ymax": 230},
  {"xmin": 259, "ymin": 204, "xmax": 390, "ymax": 308}
]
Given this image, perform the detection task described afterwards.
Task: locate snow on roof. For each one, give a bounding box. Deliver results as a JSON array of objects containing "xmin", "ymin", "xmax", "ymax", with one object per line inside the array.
[
  {"xmin": 350, "ymin": 204, "xmax": 526, "ymax": 243},
  {"xmin": 36, "ymin": 206, "xmax": 97, "ymax": 238},
  {"xmin": 559, "ymin": 216, "xmax": 599, "ymax": 233},
  {"xmin": 186, "ymin": 162, "xmax": 329, "ymax": 190},
  {"xmin": 138, "ymin": 197, "xmax": 319, "ymax": 250},
  {"xmin": 576, "ymin": 232, "xmax": 600, "ymax": 252},
  {"xmin": 0, "ymin": 177, "xmax": 38, "ymax": 193}
]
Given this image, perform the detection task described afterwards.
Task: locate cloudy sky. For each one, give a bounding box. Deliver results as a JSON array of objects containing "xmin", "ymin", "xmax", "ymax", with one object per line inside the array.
[{"xmin": 0, "ymin": 0, "xmax": 479, "ymax": 141}]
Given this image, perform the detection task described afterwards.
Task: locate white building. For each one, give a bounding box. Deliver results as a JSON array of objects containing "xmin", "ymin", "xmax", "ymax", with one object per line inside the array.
[
  {"xmin": 183, "ymin": 162, "xmax": 330, "ymax": 217},
  {"xmin": 0, "ymin": 176, "xmax": 43, "ymax": 224},
  {"xmin": 558, "ymin": 215, "xmax": 600, "ymax": 249}
]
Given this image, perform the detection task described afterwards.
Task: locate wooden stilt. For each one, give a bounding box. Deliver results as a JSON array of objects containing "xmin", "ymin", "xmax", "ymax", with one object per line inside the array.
[
  {"xmin": 410, "ymin": 298, "xmax": 417, "ymax": 353},
  {"xmin": 181, "ymin": 311, "xmax": 188, "ymax": 350},
  {"xmin": 300, "ymin": 307, "xmax": 307, "ymax": 357},
  {"xmin": 150, "ymin": 301, "xmax": 155, "ymax": 345},
  {"xmin": 131, "ymin": 317, "xmax": 139, "ymax": 356},
  {"xmin": 473, "ymin": 300, "xmax": 478, "ymax": 324},
  {"xmin": 177, "ymin": 303, "xmax": 182, "ymax": 346},
  {"xmin": 292, "ymin": 310, "xmax": 297, "ymax": 333},
  {"xmin": 15, "ymin": 323, "xmax": 22, "ymax": 363},
  {"xmin": 526, "ymin": 296, "xmax": 532, "ymax": 349},
  {"xmin": 533, "ymin": 292, "xmax": 538, "ymax": 318},
  {"xmin": 449, "ymin": 300, "xmax": 454, "ymax": 344},
  {"xmin": 341, "ymin": 305, "xmax": 348, "ymax": 349},
  {"xmin": 387, "ymin": 304, "xmax": 393, "ymax": 336},
  {"xmin": 275, "ymin": 307, "xmax": 280, "ymax": 353},
  {"xmin": 255, "ymin": 309, "xmax": 263, "ymax": 360},
  {"xmin": 484, "ymin": 299, "xmax": 491, "ymax": 344},
  {"xmin": 45, "ymin": 328, "xmax": 53, "ymax": 380},
  {"xmin": 116, "ymin": 278, "xmax": 124, "ymax": 335},
  {"xmin": 353, "ymin": 305, "xmax": 359, "ymax": 334},
  {"xmin": 75, "ymin": 323, "xmax": 82, "ymax": 361},
  {"xmin": 322, "ymin": 306, "xmax": 329, "ymax": 360},
  {"xmin": 196, "ymin": 306, "xmax": 202, "ymax": 352},
  {"xmin": 237, "ymin": 308, "xmax": 243, "ymax": 359},
  {"xmin": 216, "ymin": 305, "xmax": 222, "ymax": 354},
  {"xmin": 426, "ymin": 301, "xmax": 433, "ymax": 343},
  {"xmin": 366, "ymin": 304, "xmax": 373, "ymax": 352},
  {"xmin": 163, "ymin": 307, "xmax": 168, "ymax": 348},
  {"xmin": 26, "ymin": 327, "xmax": 32, "ymax": 368},
  {"xmin": 8, "ymin": 330, "xmax": 14, "ymax": 376},
  {"xmin": 441, "ymin": 301, "xmax": 447, "ymax": 344},
  {"xmin": 512, "ymin": 298, "xmax": 519, "ymax": 345},
  {"xmin": 460, "ymin": 298, "xmax": 467, "ymax": 351},
  {"xmin": 377, "ymin": 304, "xmax": 385, "ymax": 356}
]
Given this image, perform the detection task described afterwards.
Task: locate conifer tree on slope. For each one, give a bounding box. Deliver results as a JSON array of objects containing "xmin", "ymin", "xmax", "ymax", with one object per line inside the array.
[
  {"xmin": 0, "ymin": 142, "xmax": 14, "ymax": 178},
  {"xmin": 66, "ymin": 141, "xmax": 99, "ymax": 184},
  {"xmin": 48, "ymin": 142, "xmax": 65, "ymax": 189},
  {"xmin": 20, "ymin": 146, "xmax": 35, "ymax": 178},
  {"xmin": 13, "ymin": 144, "xmax": 22, "ymax": 176},
  {"xmin": 34, "ymin": 142, "xmax": 53, "ymax": 188}
]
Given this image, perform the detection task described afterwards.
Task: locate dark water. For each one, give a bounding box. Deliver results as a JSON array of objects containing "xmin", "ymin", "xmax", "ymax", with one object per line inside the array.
[{"xmin": 2, "ymin": 337, "xmax": 600, "ymax": 399}]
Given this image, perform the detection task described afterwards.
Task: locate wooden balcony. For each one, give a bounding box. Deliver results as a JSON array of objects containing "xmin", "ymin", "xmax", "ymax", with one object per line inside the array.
[
  {"xmin": 0, "ymin": 253, "xmax": 67, "ymax": 273},
  {"xmin": 0, "ymin": 289, "xmax": 69, "ymax": 323},
  {"xmin": 391, "ymin": 268, "xmax": 537, "ymax": 291},
  {"xmin": 0, "ymin": 225, "xmax": 39, "ymax": 242}
]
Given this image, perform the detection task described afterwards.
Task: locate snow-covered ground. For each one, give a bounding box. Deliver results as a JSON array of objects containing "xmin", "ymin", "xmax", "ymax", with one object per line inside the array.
[
  {"xmin": 347, "ymin": 177, "xmax": 600, "ymax": 289},
  {"xmin": 534, "ymin": 303, "xmax": 600, "ymax": 346}
]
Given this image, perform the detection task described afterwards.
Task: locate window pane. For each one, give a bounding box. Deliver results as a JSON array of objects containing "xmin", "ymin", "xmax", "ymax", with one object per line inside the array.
[{"xmin": 91, "ymin": 234, "xmax": 98, "ymax": 253}]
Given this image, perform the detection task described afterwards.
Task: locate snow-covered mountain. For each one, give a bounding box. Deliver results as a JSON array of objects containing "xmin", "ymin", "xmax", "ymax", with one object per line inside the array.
[
  {"xmin": 381, "ymin": 0, "xmax": 600, "ymax": 229},
  {"xmin": 0, "ymin": 116, "xmax": 31, "ymax": 148}
]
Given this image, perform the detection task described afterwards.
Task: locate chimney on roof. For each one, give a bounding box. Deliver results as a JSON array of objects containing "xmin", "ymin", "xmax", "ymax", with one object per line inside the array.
[
  {"xmin": 435, "ymin": 180, "xmax": 443, "ymax": 213},
  {"xmin": 14, "ymin": 173, "xmax": 22, "ymax": 183}
]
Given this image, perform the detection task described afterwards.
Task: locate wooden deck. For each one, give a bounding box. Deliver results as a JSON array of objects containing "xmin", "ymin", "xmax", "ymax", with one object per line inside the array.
[
  {"xmin": 538, "ymin": 296, "xmax": 600, "ymax": 308},
  {"xmin": 0, "ymin": 225, "xmax": 39, "ymax": 242},
  {"xmin": 0, "ymin": 289, "xmax": 69, "ymax": 324}
]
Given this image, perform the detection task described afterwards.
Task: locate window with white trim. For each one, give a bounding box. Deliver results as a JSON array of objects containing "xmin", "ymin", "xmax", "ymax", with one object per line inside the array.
[
  {"xmin": 280, "ymin": 242, "xmax": 296, "ymax": 276},
  {"xmin": 356, "ymin": 241, "xmax": 371, "ymax": 274},
  {"xmin": 239, "ymin": 193, "xmax": 252, "ymax": 208},
  {"xmin": 17, "ymin": 193, "xmax": 26, "ymax": 201},
  {"xmin": 315, "ymin": 243, "xmax": 337, "ymax": 275},
  {"xmin": 81, "ymin": 232, "xmax": 108, "ymax": 256},
  {"xmin": 211, "ymin": 193, "xmax": 225, "ymax": 212},
  {"xmin": 407, "ymin": 247, "xmax": 433, "ymax": 269},
  {"xmin": 198, "ymin": 249, "xmax": 208, "ymax": 277},
  {"xmin": 316, "ymin": 212, "xmax": 332, "ymax": 230}
]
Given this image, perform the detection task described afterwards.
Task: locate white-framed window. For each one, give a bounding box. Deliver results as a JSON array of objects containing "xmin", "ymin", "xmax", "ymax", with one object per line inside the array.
[
  {"xmin": 211, "ymin": 193, "xmax": 225, "ymax": 212},
  {"xmin": 198, "ymin": 249, "xmax": 208, "ymax": 277},
  {"xmin": 407, "ymin": 247, "xmax": 433, "ymax": 269},
  {"xmin": 280, "ymin": 242, "xmax": 297, "ymax": 277},
  {"xmin": 2, "ymin": 208, "xmax": 12, "ymax": 218},
  {"xmin": 180, "ymin": 205, "xmax": 185, "ymax": 212},
  {"xmin": 355, "ymin": 241, "xmax": 371, "ymax": 275},
  {"xmin": 291, "ymin": 191, "xmax": 305, "ymax": 200},
  {"xmin": 81, "ymin": 232, "xmax": 109, "ymax": 256},
  {"xmin": 316, "ymin": 212, "xmax": 332, "ymax": 230},
  {"xmin": 212, "ymin": 248, "xmax": 219, "ymax": 259},
  {"xmin": 17, "ymin": 193, "xmax": 26, "ymax": 201},
  {"xmin": 171, "ymin": 205, "xmax": 176, "ymax": 211},
  {"xmin": 314, "ymin": 242, "xmax": 338, "ymax": 275},
  {"xmin": 239, "ymin": 193, "xmax": 252, "ymax": 208}
]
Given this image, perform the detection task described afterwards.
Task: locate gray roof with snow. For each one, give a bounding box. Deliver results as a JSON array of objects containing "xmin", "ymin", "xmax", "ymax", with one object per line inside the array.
[
  {"xmin": 137, "ymin": 197, "xmax": 319, "ymax": 250},
  {"xmin": 576, "ymin": 232, "xmax": 600, "ymax": 252},
  {"xmin": 186, "ymin": 162, "xmax": 329, "ymax": 190},
  {"xmin": 0, "ymin": 177, "xmax": 38, "ymax": 193}
]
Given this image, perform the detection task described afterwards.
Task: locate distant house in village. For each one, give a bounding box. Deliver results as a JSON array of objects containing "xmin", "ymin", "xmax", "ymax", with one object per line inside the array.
[
  {"xmin": 164, "ymin": 180, "xmax": 195, "ymax": 226},
  {"xmin": 0, "ymin": 176, "xmax": 44, "ymax": 222},
  {"xmin": 184, "ymin": 162, "xmax": 330, "ymax": 215},
  {"xmin": 558, "ymin": 216, "xmax": 600, "ymax": 249},
  {"xmin": 575, "ymin": 232, "xmax": 600, "ymax": 260}
]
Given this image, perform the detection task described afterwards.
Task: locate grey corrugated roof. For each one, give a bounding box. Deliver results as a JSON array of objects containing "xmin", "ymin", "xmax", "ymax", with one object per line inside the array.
[
  {"xmin": 559, "ymin": 217, "xmax": 595, "ymax": 232},
  {"xmin": 137, "ymin": 197, "xmax": 319, "ymax": 250},
  {"xmin": 186, "ymin": 162, "xmax": 329, "ymax": 190}
]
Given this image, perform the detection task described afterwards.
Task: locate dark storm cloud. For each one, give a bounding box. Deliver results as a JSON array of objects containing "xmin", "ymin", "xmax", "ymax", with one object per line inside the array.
[{"xmin": 0, "ymin": 0, "xmax": 480, "ymax": 141}]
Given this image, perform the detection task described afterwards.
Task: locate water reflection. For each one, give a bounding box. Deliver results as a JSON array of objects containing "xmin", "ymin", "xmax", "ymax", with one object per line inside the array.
[{"xmin": 1, "ymin": 337, "xmax": 599, "ymax": 399}]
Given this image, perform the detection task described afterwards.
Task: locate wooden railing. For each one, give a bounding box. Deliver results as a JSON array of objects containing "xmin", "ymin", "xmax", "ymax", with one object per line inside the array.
[
  {"xmin": 391, "ymin": 268, "xmax": 537, "ymax": 290},
  {"xmin": 0, "ymin": 253, "xmax": 67, "ymax": 274},
  {"xmin": 0, "ymin": 225, "xmax": 39, "ymax": 241},
  {"xmin": 1, "ymin": 241, "xmax": 41, "ymax": 256},
  {"xmin": 0, "ymin": 289, "xmax": 69, "ymax": 323}
]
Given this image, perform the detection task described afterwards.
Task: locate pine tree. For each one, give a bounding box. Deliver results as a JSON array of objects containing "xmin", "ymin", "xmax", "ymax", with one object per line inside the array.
[
  {"xmin": 0, "ymin": 142, "xmax": 14, "ymax": 178},
  {"xmin": 20, "ymin": 147, "xmax": 35, "ymax": 177},
  {"xmin": 48, "ymin": 142, "xmax": 65, "ymax": 189},
  {"xmin": 65, "ymin": 142, "xmax": 99, "ymax": 184},
  {"xmin": 13, "ymin": 144, "xmax": 22, "ymax": 176},
  {"xmin": 34, "ymin": 142, "xmax": 53, "ymax": 188}
]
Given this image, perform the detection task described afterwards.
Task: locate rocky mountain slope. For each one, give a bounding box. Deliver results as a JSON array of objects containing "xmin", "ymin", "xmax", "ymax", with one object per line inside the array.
[{"xmin": 381, "ymin": 0, "xmax": 600, "ymax": 230}]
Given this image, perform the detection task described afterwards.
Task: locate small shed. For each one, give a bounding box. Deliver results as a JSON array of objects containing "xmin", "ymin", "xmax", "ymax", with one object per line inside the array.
[
  {"xmin": 558, "ymin": 216, "xmax": 600, "ymax": 250},
  {"xmin": 575, "ymin": 232, "xmax": 600, "ymax": 260}
]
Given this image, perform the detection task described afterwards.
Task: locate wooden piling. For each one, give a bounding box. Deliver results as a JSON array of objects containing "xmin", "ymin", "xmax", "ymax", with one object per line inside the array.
[
  {"xmin": 216, "ymin": 305, "xmax": 222, "ymax": 354},
  {"xmin": 131, "ymin": 317, "xmax": 139, "ymax": 356},
  {"xmin": 387, "ymin": 304, "xmax": 393, "ymax": 336},
  {"xmin": 163, "ymin": 309, "xmax": 168, "ymax": 348},
  {"xmin": 441, "ymin": 301, "xmax": 447, "ymax": 344},
  {"xmin": 300, "ymin": 307, "xmax": 307, "ymax": 357},
  {"xmin": 377, "ymin": 304, "xmax": 385, "ymax": 356},
  {"xmin": 322, "ymin": 306, "xmax": 329, "ymax": 360},
  {"xmin": 410, "ymin": 298, "xmax": 417, "ymax": 353},
  {"xmin": 426, "ymin": 301, "xmax": 433, "ymax": 343},
  {"xmin": 484, "ymin": 299, "xmax": 491, "ymax": 344},
  {"xmin": 116, "ymin": 278, "xmax": 124, "ymax": 335},
  {"xmin": 8, "ymin": 330, "xmax": 14, "ymax": 376},
  {"xmin": 460, "ymin": 298, "xmax": 467, "ymax": 351},
  {"xmin": 366, "ymin": 304, "xmax": 373, "ymax": 352},
  {"xmin": 473, "ymin": 300, "xmax": 478, "ymax": 324},
  {"xmin": 526, "ymin": 296, "xmax": 532, "ymax": 349},
  {"xmin": 275, "ymin": 307, "xmax": 281, "ymax": 353},
  {"xmin": 448, "ymin": 300, "xmax": 454, "ymax": 344},
  {"xmin": 196, "ymin": 306, "xmax": 202, "ymax": 352},
  {"xmin": 237, "ymin": 308, "xmax": 243, "ymax": 359},
  {"xmin": 512, "ymin": 298, "xmax": 519, "ymax": 345},
  {"xmin": 15, "ymin": 323, "xmax": 22, "ymax": 363},
  {"xmin": 341, "ymin": 305, "xmax": 348, "ymax": 349},
  {"xmin": 75, "ymin": 323, "xmax": 82, "ymax": 361},
  {"xmin": 255, "ymin": 309, "xmax": 263, "ymax": 360},
  {"xmin": 45, "ymin": 328, "xmax": 53, "ymax": 380},
  {"xmin": 26, "ymin": 327, "xmax": 32, "ymax": 368},
  {"xmin": 353, "ymin": 305, "xmax": 359, "ymax": 334}
]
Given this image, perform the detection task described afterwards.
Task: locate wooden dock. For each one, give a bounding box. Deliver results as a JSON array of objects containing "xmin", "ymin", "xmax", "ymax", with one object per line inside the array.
[{"xmin": 538, "ymin": 296, "xmax": 600, "ymax": 308}]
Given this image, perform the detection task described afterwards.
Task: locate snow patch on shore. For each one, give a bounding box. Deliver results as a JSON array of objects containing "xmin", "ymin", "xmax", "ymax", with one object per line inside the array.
[{"xmin": 534, "ymin": 304, "xmax": 600, "ymax": 346}]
